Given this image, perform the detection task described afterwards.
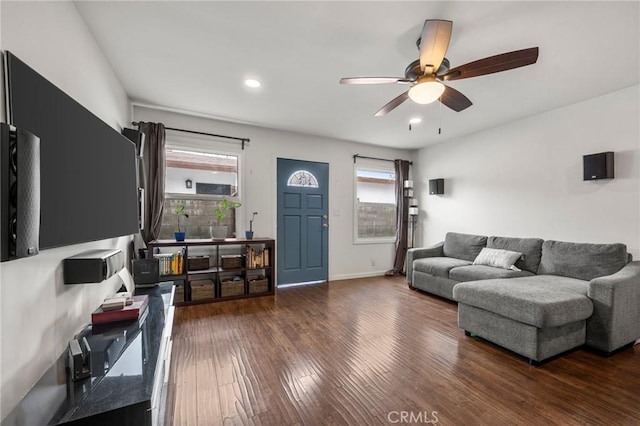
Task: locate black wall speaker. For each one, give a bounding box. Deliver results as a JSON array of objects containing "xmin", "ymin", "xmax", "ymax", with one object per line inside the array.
[
  {"xmin": 583, "ymin": 152, "xmax": 614, "ymax": 180},
  {"xmin": 1, "ymin": 123, "xmax": 40, "ymax": 261},
  {"xmin": 122, "ymin": 127, "xmax": 145, "ymax": 158},
  {"xmin": 429, "ymin": 178, "xmax": 444, "ymax": 195}
]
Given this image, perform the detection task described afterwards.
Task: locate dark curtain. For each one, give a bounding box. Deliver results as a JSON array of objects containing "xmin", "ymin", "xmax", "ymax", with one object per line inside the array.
[
  {"xmin": 386, "ymin": 159, "xmax": 410, "ymax": 276},
  {"xmin": 138, "ymin": 122, "xmax": 166, "ymax": 243}
]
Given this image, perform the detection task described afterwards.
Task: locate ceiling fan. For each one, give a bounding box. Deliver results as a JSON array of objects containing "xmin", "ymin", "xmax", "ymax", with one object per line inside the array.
[{"xmin": 340, "ymin": 20, "xmax": 539, "ymax": 116}]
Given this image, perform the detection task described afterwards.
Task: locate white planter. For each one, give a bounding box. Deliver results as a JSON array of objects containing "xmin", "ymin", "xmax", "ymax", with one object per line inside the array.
[{"xmin": 210, "ymin": 225, "xmax": 228, "ymax": 240}]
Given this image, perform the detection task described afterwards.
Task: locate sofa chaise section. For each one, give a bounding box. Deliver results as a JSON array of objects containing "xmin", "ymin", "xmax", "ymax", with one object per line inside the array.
[{"xmin": 454, "ymin": 276, "xmax": 594, "ymax": 362}]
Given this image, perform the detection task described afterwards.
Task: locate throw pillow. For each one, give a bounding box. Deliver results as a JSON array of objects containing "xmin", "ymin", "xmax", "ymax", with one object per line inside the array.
[{"xmin": 473, "ymin": 247, "xmax": 523, "ymax": 271}]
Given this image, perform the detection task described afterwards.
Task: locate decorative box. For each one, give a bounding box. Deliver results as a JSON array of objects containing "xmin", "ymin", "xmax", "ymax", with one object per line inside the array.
[
  {"xmin": 188, "ymin": 256, "xmax": 210, "ymax": 271},
  {"xmin": 221, "ymin": 278, "xmax": 244, "ymax": 297},
  {"xmin": 221, "ymin": 254, "xmax": 243, "ymax": 269},
  {"xmin": 174, "ymin": 283, "xmax": 185, "ymax": 304},
  {"xmin": 248, "ymin": 278, "xmax": 268, "ymax": 294},
  {"xmin": 190, "ymin": 279, "xmax": 214, "ymax": 300}
]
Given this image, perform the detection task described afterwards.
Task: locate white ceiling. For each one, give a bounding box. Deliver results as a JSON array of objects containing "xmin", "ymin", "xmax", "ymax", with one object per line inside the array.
[{"xmin": 75, "ymin": 1, "xmax": 639, "ymax": 150}]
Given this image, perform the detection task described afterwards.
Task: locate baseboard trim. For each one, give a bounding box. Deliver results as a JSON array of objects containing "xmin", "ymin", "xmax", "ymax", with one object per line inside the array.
[{"xmin": 330, "ymin": 271, "xmax": 389, "ymax": 281}]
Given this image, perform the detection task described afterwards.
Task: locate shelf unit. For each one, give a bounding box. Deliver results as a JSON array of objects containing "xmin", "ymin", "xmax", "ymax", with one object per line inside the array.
[{"xmin": 146, "ymin": 238, "xmax": 275, "ymax": 305}]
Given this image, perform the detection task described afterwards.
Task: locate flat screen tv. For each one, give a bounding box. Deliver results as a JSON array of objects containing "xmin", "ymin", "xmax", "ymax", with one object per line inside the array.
[{"xmin": 4, "ymin": 51, "xmax": 138, "ymax": 249}]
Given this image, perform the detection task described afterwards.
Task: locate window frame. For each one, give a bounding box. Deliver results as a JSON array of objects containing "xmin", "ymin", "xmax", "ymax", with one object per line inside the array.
[
  {"xmin": 353, "ymin": 161, "xmax": 397, "ymax": 245},
  {"xmin": 163, "ymin": 141, "xmax": 244, "ymax": 237}
]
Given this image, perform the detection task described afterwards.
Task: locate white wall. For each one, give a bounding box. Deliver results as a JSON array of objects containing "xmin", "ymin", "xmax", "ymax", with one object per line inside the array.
[
  {"xmin": 415, "ymin": 85, "xmax": 640, "ymax": 259},
  {"xmin": 0, "ymin": 2, "xmax": 133, "ymax": 420},
  {"xmin": 134, "ymin": 105, "xmax": 413, "ymax": 280}
]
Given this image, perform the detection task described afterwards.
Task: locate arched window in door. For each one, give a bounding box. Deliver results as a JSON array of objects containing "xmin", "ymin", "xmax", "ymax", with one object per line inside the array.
[{"xmin": 287, "ymin": 170, "xmax": 319, "ymax": 188}]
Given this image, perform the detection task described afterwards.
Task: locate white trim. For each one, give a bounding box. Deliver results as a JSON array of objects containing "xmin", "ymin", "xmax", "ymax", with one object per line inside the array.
[
  {"xmin": 330, "ymin": 271, "xmax": 390, "ymax": 281},
  {"xmin": 277, "ymin": 280, "xmax": 326, "ymax": 288}
]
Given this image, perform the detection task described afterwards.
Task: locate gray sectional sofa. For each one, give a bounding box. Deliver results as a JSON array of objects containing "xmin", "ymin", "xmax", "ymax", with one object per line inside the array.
[{"xmin": 407, "ymin": 232, "xmax": 640, "ymax": 362}]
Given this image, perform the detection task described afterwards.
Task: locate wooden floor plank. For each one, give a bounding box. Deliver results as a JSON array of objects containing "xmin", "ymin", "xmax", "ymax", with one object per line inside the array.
[{"xmin": 168, "ymin": 276, "xmax": 640, "ymax": 425}]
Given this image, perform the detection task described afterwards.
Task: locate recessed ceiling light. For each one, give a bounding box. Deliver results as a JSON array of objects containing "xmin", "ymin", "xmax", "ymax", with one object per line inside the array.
[
  {"xmin": 409, "ymin": 117, "xmax": 422, "ymax": 124},
  {"xmin": 244, "ymin": 79, "xmax": 261, "ymax": 88}
]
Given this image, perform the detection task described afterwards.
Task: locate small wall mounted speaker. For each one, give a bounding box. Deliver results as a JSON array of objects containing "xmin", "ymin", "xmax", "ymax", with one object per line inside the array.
[
  {"xmin": 429, "ymin": 178, "xmax": 444, "ymax": 195},
  {"xmin": 583, "ymin": 152, "xmax": 614, "ymax": 180},
  {"xmin": 1, "ymin": 123, "xmax": 40, "ymax": 261}
]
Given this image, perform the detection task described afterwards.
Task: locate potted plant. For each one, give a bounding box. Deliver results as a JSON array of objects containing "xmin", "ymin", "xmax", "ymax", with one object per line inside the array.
[
  {"xmin": 210, "ymin": 197, "xmax": 241, "ymax": 240},
  {"xmin": 246, "ymin": 211, "xmax": 258, "ymax": 239},
  {"xmin": 174, "ymin": 204, "xmax": 189, "ymax": 241}
]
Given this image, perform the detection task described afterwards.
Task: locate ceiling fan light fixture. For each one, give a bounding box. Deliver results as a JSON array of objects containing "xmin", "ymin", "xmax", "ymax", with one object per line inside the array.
[{"xmin": 408, "ymin": 79, "xmax": 445, "ymax": 104}]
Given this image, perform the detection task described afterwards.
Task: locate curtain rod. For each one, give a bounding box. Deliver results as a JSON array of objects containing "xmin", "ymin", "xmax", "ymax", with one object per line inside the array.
[
  {"xmin": 353, "ymin": 154, "xmax": 413, "ymax": 165},
  {"xmin": 131, "ymin": 122, "xmax": 250, "ymax": 150}
]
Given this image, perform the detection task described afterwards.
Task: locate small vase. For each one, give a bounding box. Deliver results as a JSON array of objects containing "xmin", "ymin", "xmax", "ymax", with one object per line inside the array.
[
  {"xmin": 210, "ymin": 225, "xmax": 228, "ymax": 240},
  {"xmin": 245, "ymin": 231, "xmax": 254, "ymax": 240},
  {"xmin": 174, "ymin": 231, "xmax": 186, "ymax": 241}
]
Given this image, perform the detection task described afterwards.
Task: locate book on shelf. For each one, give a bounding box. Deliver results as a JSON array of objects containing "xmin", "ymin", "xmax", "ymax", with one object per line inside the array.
[
  {"xmin": 246, "ymin": 246, "xmax": 270, "ymax": 269},
  {"xmin": 154, "ymin": 251, "xmax": 184, "ymax": 275},
  {"xmin": 91, "ymin": 295, "xmax": 149, "ymax": 325}
]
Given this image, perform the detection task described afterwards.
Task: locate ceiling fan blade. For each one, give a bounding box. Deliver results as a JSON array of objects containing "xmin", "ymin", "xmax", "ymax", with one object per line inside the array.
[
  {"xmin": 443, "ymin": 47, "xmax": 539, "ymax": 81},
  {"xmin": 440, "ymin": 85, "xmax": 472, "ymax": 112},
  {"xmin": 340, "ymin": 77, "xmax": 411, "ymax": 85},
  {"xmin": 374, "ymin": 91, "xmax": 410, "ymax": 116},
  {"xmin": 419, "ymin": 20, "xmax": 453, "ymax": 74}
]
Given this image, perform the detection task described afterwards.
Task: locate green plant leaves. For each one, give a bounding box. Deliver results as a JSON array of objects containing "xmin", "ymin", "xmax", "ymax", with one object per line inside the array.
[{"xmin": 214, "ymin": 197, "xmax": 241, "ymax": 224}]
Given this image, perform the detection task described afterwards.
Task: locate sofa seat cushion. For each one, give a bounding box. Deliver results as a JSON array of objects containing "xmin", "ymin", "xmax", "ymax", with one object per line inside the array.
[
  {"xmin": 453, "ymin": 276, "xmax": 593, "ymax": 328},
  {"xmin": 413, "ymin": 257, "xmax": 472, "ymax": 279},
  {"xmin": 449, "ymin": 265, "xmax": 535, "ymax": 282}
]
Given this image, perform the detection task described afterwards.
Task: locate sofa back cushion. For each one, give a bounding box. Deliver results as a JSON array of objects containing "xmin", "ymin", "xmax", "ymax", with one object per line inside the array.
[
  {"xmin": 443, "ymin": 232, "xmax": 487, "ymax": 262},
  {"xmin": 488, "ymin": 236, "xmax": 544, "ymax": 273},
  {"xmin": 538, "ymin": 240, "xmax": 628, "ymax": 281}
]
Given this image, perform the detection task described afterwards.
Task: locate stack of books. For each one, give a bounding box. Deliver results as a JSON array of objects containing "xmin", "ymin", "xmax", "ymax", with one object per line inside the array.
[
  {"xmin": 101, "ymin": 292, "xmax": 133, "ymax": 311},
  {"xmin": 91, "ymin": 294, "xmax": 149, "ymax": 325}
]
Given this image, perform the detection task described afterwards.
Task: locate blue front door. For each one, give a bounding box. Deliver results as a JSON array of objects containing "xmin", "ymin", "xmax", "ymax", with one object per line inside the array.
[{"xmin": 277, "ymin": 158, "xmax": 329, "ymax": 285}]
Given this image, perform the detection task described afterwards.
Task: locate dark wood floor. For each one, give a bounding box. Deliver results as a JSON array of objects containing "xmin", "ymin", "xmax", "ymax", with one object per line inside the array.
[{"xmin": 166, "ymin": 276, "xmax": 640, "ymax": 425}]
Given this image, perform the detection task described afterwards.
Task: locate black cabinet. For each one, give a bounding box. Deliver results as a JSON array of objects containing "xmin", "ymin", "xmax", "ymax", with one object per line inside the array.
[{"xmin": 52, "ymin": 284, "xmax": 174, "ymax": 426}]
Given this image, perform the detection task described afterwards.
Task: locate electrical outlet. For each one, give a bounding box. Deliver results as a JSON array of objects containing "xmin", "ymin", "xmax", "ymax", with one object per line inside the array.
[{"xmin": 370, "ymin": 259, "xmax": 376, "ymax": 267}]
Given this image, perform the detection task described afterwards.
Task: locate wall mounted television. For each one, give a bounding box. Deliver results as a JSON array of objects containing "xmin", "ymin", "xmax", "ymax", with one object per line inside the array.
[{"xmin": 3, "ymin": 51, "xmax": 138, "ymax": 249}]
